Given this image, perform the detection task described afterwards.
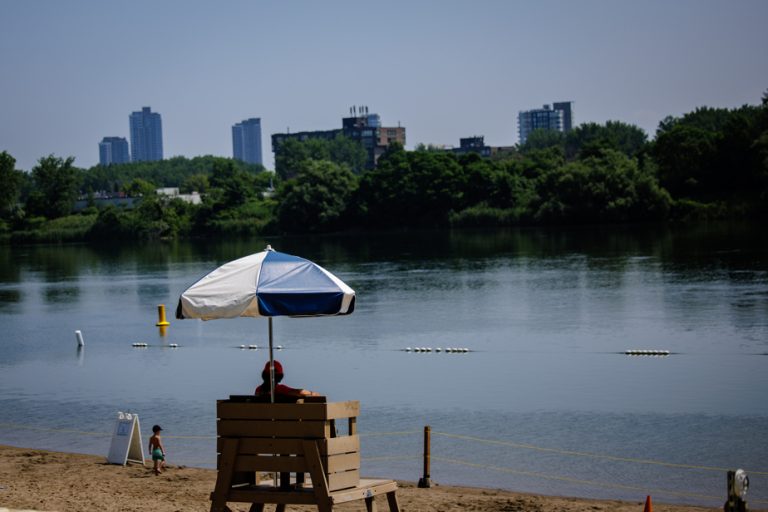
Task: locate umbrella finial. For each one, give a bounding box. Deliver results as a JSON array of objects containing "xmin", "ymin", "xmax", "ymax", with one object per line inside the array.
[{"xmin": 265, "ymin": 244, "xmax": 274, "ymax": 251}]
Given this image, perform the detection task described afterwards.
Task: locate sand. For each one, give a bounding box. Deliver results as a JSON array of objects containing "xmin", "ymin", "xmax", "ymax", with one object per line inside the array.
[{"xmin": 0, "ymin": 444, "xmax": 752, "ymax": 512}]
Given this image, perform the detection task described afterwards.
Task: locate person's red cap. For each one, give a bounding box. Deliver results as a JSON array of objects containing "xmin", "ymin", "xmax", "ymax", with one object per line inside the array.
[{"xmin": 263, "ymin": 360, "xmax": 283, "ymax": 376}]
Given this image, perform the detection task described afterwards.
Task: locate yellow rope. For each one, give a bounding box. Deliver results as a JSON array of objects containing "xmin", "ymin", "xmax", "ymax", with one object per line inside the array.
[
  {"xmin": 0, "ymin": 422, "xmax": 110, "ymax": 437},
  {"xmin": 433, "ymin": 431, "xmax": 768, "ymax": 476},
  {"xmin": 359, "ymin": 431, "xmax": 421, "ymax": 437},
  {"xmin": 432, "ymin": 456, "xmax": 768, "ymax": 504}
]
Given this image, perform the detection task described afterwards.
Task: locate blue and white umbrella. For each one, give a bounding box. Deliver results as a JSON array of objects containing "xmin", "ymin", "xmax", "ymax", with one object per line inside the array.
[{"xmin": 176, "ymin": 245, "xmax": 355, "ymax": 401}]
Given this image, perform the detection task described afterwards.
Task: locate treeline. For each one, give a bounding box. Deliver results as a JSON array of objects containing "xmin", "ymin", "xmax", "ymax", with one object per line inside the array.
[{"xmin": 1, "ymin": 93, "xmax": 766, "ymax": 242}]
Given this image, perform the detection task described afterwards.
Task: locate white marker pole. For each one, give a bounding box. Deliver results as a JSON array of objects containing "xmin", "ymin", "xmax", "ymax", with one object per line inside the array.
[{"xmin": 75, "ymin": 330, "xmax": 85, "ymax": 347}]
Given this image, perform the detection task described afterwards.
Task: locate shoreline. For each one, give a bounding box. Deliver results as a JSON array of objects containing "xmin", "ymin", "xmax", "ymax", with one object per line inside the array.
[{"xmin": 0, "ymin": 444, "xmax": 752, "ymax": 512}]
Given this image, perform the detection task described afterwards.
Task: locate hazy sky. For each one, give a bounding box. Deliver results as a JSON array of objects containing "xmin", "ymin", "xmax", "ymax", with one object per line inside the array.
[{"xmin": 2, "ymin": 0, "xmax": 767, "ymax": 171}]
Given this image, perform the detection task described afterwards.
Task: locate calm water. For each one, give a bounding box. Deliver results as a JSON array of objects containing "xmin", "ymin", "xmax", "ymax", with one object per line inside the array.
[{"xmin": 1, "ymin": 224, "xmax": 767, "ymax": 507}]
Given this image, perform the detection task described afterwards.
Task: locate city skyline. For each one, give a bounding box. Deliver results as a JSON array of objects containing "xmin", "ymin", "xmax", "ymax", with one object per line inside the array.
[{"xmin": 2, "ymin": 0, "xmax": 767, "ymax": 172}]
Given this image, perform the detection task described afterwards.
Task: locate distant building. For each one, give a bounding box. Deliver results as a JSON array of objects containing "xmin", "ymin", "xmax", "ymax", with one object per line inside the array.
[
  {"xmin": 271, "ymin": 106, "xmax": 405, "ymax": 170},
  {"xmin": 129, "ymin": 107, "xmax": 163, "ymax": 162},
  {"xmin": 98, "ymin": 137, "xmax": 130, "ymax": 165},
  {"xmin": 518, "ymin": 101, "xmax": 574, "ymax": 144},
  {"xmin": 442, "ymin": 136, "xmax": 515, "ymax": 158},
  {"xmin": 232, "ymin": 117, "xmax": 263, "ymax": 165},
  {"xmin": 341, "ymin": 109, "xmax": 406, "ymax": 169}
]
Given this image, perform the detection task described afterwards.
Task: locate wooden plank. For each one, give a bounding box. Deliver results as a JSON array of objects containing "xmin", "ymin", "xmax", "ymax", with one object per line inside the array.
[
  {"xmin": 327, "ymin": 470, "xmax": 360, "ymax": 491},
  {"xmin": 217, "ymin": 400, "xmax": 359, "ymax": 421},
  {"xmin": 330, "ymin": 480, "xmax": 398, "ymax": 505},
  {"xmin": 218, "ymin": 402, "xmax": 331, "ymax": 421},
  {"xmin": 218, "ymin": 437, "xmax": 303, "ymax": 454},
  {"xmin": 210, "ymin": 438, "xmax": 239, "ymax": 512},
  {"xmin": 326, "ymin": 401, "xmax": 359, "ymax": 419},
  {"xmin": 217, "ymin": 436, "xmax": 359, "ymax": 456},
  {"xmin": 226, "ymin": 488, "xmax": 317, "ymax": 505},
  {"xmin": 233, "ymin": 454, "xmax": 306, "ymax": 473},
  {"xmin": 218, "ymin": 419, "xmax": 330, "ymax": 438},
  {"xmin": 229, "ymin": 453, "xmax": 358, "ymax": 474},
  {"xmin": 325, "ymin": 452, "xmax": 360, "ymax": 473},
  {"xmin": 302, "ymin": 440, "xmax": 333, "ymax": 512},
  {"xmin": 386, "ymin": 490, "xmax": 401, "ymax": 512},
  {"xmin": 325, "ymin": 435, "xmax": 360, "ymax": 456}
]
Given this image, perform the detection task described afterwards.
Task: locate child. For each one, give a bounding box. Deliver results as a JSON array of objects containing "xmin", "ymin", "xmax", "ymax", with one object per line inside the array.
[{"xmin": 148, "ymin": 424, "xmax": 166, "ymax": 475}]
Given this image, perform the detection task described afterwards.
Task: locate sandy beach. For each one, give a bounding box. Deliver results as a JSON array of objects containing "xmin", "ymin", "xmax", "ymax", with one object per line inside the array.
[{"xmin": 0, "ymin": 444, "xmax": 755, "ymax": 512}]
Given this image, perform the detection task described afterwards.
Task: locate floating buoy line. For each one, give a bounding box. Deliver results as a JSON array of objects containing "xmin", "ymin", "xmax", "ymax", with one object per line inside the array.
[
  {"xmin": 625, "ymin": 349, "xmax": 670, "ymax": 356},
  {"xmin": 239, "ymin": 344, "xmax": 283, "ymax": 350},
  {"xmin": 404, "ymin": 347, "xmax": 470, "ymax": 353},
  {"xmin": 131, "ymin": 342, "xmax": 178, "ymax": 348}
]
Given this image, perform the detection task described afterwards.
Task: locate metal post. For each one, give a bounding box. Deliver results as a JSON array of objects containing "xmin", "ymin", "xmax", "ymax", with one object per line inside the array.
[
  {"xmin": 268, "ymin": 317, "xmax": 275, "ymax": 404},
  {"xmin": 418, "ymin": 425, "xmax": 432, "ymax": 488}
]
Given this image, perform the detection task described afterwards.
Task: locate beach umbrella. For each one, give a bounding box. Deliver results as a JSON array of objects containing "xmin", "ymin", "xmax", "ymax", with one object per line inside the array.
[{"xmin": 176, "ymin": 245, "xmax": 355, "ymax": 402}]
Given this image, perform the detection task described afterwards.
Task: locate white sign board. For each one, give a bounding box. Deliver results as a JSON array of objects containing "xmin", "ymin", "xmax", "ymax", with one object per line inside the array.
[{"xmin": 107, "ymin": 412, "xmax": 145, "ymax": 465}]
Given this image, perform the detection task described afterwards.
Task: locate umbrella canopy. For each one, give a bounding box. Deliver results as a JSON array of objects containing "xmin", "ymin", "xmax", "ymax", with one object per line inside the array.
[
  {"xmin": 176, "ymin": 246, "xmax": 355, "ymax": 320},
  {"xmin": 175, "ymin": 245, "xmax": 355, "ymax": 402}
]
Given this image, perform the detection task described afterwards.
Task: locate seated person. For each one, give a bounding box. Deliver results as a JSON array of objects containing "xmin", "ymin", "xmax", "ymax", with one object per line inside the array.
[{"xmin": 255, "ymin": 360, "xmax": 320, "ymax": 398}]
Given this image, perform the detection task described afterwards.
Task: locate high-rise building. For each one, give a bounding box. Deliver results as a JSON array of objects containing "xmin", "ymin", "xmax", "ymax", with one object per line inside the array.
[
  {"xmin": 518, "ymin": 101, "xmax": 574, "ymax": 144},
  {"xmin": 129, "ymin": 107, "xmax": 163, "ymax": 162},
  {"xmin": 98, "ymin": 137, "xmax": 130, "ymax": 166},
  {"xmin": 232, "ymin": 118, "xmax": 263, "ymax": 165}
]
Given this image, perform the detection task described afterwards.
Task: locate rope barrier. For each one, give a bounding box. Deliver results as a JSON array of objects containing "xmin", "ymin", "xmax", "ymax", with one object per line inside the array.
[
  {"xmin": 2, "ymin": 420, "xmax": 766, "ymax": 503},
  {"xmin": 432, "ymin": 456, "xmax": 768, "ymax": 505},
  {"xmin": 0, "ymin": 422, "xmax": 111, "ymax": 438},
  {"xmin": 359, "ymin": 430, "xmax": 421, "ymax": 437},
  {"xmin": 432, "ymin": 431, "xmax": 768, "ymax": 476}
]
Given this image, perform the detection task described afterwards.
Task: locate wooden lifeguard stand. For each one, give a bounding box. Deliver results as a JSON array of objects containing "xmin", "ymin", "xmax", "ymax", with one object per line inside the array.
[{"xmin": 210, "ymin": 396, "xmax": 400, "ymax": 512}]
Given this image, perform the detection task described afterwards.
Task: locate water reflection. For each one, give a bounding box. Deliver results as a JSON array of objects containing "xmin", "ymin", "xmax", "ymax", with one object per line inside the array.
[
  {"xmin": 43, "ymin": 285, "xmax": 80, "ymax": 304},
  {"xmin": 0, "ymin": 288, "xmax": 22, "ymax": 310}
]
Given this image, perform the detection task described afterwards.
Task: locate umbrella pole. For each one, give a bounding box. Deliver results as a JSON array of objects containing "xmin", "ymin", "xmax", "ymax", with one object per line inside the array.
[{"xmin": 268, "ymin": 317, "xmax": 275, "ymax": 404}]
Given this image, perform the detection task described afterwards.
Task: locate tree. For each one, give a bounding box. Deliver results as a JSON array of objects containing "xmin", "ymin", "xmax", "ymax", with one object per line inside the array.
[
  {"xmin": 357, "ymin": 146, "xmax": 465, "ymax": 226},
  {"xmin": 519, "ymin": 129, "xmax": 565, "ymax": 153},
  {"xmin": 123, "ymin": 178, "xmax": 157, "ymax": 198},
  {"xmin": 208, "ymin": 160, "xmax": 258, "ymax": 208},
  {"xmin": 0, "ymin": 151, "xmax": 23, "ymax": 219},
  {"xmin": 276, "ymin": 160, "xmax": 358, "ymax": 233},
  {"xmin": 566, "ymin": 121, "xmax": 648, "ymax": 159},
  {"xmin": 26, "ymin": 155, "xmax": 81, "ymax": 219},
  {"xmin": 274, "ymin": 135, "xmax": 367, "ymax": 179},
  {"xmin": 533, "ymin": 149, "xmax": 670, "ymax": 223}
]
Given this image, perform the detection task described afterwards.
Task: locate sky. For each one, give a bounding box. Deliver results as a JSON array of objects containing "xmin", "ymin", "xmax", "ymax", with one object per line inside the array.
[{"xmin": 2, "ymin": 0, "xmax": 767, "ymax": 172}]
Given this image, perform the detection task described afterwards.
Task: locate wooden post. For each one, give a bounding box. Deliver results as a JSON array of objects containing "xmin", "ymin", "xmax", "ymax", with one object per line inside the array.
[{"xmin": 417, "ymin": 425, "xmax": 431, "ymax": 488}]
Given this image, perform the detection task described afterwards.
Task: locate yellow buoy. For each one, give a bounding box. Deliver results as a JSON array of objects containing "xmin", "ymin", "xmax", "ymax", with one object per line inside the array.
[{"xmin": 156, "ymin": 304, "xmax": 171, "ymax": 326}]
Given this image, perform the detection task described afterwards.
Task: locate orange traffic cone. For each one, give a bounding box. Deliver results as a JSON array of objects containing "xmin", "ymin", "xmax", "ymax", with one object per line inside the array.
[{"xmin": 643, "ymin": 495, "xmax": 653, "ymax": 512}]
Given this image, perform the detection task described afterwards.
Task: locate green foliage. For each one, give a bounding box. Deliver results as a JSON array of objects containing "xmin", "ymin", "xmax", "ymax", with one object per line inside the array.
[
  {"xmin": 276, "ymin": 160, "xmax": 358, "ymax": 233},
  {"xmin": 208, "ymin": 160, "xmax": 260, "ymax": 208},
  {"xmin": 81, "ymin": 155, "xmax": 264, "ymax": 194},
  {"xmin": 26, "ymin": 155, "xmax": 81, "ymax": 219},
  {"xmin": 0, "ymin": 151, "xmax": 24, "ymax": 219},
  {"xmin": 357, "ymin": 145, "xmax": 465, "ymax": 227},
  {"xmin": 532, "ymin": 149, "xmax": 671, "ymax": 223},
  {"xmin": 449, "ymin": 204, "xmax": 522, "ymax": 227},
  {"xmin": 12, "ymin": 213, "xmax": 97, "ymax": 243},
  {"xmin": 565, "ymin": 121, "xmax": 648, "ymax": 159},
  {"xmin": 274, "ymin": 135, "xmax": 367, "ymax": 179},
  {"xmin": 519, "ymin": 129, "xmax": 565, "ymax": 153},
  {"xmin": 652, "ymin": 103, "xmax": 767, "ymax": 204},
  {"xmin": 123, "ymin": 178, "xmax": 157, "ymax": 197}
]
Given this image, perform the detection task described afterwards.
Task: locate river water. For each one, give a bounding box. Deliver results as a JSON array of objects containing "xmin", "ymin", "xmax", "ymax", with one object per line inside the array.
[{"xmin": 1, "ymin": 223, "xmax": 766, "ymax": 507}]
